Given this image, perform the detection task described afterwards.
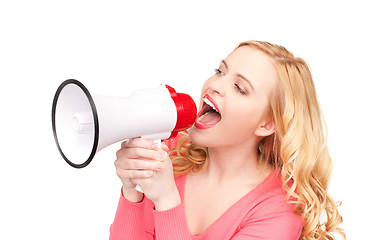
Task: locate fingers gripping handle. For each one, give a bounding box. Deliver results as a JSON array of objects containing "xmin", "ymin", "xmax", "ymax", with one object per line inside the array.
[{"xmin": 135, "ymin": 139, "xmax": 162, "ymax": 193}]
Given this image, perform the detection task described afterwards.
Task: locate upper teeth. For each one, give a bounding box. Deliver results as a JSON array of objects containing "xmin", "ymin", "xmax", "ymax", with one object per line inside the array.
[{"xmin": 203, "ymin": 98, "xmax": 219, "ymax": 113}]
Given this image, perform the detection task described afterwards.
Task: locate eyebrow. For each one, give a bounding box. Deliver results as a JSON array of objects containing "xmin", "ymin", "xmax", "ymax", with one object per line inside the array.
[{"xmin": 221, "ymin": 60, "xmax": 255, "ymax": 92}]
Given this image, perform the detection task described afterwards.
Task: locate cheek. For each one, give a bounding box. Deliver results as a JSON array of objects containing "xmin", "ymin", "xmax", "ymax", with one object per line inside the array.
[
  {"xmin": 221, "ymin": 101, "xmax": 264, "ymax": 134},
  {"xmin": 222, "ymin": 109, "xmax": 256, "ymax": 132}
]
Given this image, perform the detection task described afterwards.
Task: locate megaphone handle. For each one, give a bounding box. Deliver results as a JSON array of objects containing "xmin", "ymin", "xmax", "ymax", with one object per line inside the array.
[
  {"xmin": 154, "ymin": 139, "xmax": 162, "ymax": 148},
  {"xmin": 135, "ymin": 185, "xmax": 144, "ymax": 193},
  {"xmin": 135, "ymin": 138, "xmax": 162, "ymax": 193}
]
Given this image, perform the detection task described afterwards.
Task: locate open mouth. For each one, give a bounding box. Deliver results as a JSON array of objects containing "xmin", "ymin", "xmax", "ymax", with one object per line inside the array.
[{"xmin": 195, "ymin": 94, "xmax": 221, "ymax": 129}]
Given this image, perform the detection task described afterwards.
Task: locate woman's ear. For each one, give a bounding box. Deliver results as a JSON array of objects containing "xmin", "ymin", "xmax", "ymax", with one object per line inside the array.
[{"xmin": 254, "ymin": 120, "xmax": 275, "ymax": 137}]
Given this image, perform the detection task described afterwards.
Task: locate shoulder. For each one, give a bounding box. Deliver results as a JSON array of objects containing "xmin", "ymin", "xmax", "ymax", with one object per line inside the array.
[
  {"xmin": 238, "ymin": 171, "xmax": 303, "ymax": 239},
  {"xmin": 247, "ymin": 192, "xmax": 303, "ymax": 226}
]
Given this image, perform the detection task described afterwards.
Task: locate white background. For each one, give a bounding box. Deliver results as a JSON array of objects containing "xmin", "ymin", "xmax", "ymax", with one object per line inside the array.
[{"xmin": 0, "ymin": 0, "xmax": 369, "ymax": 239}]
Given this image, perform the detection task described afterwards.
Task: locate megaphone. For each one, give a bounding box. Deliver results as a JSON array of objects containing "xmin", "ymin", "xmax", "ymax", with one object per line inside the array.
[{"xmin": 52, "ymin": 79, "xmax": 197, "ymax": 168}]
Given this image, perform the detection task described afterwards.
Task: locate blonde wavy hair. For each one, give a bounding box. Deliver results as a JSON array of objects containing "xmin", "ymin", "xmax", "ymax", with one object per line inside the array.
[{"xmin": 170, "ymin": 41, "xmax": 345, "ymax": 240}]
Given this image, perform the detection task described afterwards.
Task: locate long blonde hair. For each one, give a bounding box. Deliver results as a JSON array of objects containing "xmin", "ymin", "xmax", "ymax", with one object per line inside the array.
[{"xmin": 170, "ymin": 41, "xmax": 345, "ymax": 239}]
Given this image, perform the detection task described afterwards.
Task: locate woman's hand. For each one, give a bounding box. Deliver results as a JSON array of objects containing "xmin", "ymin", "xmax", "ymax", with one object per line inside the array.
[
  {"xmin": 132, "ymin": 142, "xmax": 181, "ymax": 211},
  {"xmin": 114, "ymin": 138, "xmax": 165, "ymax": 202},
  {"xmin": 114, "ymin": 138, "xmax": 180, "ymax": 210}
]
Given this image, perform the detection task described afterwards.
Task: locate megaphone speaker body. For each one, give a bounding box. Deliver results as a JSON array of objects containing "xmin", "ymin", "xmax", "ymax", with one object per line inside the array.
[{"xmin": 52, "ymin": 79, "xmax": 196, "ymax": 168}]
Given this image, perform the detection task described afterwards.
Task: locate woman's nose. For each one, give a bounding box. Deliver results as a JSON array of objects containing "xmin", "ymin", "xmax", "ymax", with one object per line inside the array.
[{"xmin": 208, "ymin": 76, "xmax": 225, "ymax": 96}]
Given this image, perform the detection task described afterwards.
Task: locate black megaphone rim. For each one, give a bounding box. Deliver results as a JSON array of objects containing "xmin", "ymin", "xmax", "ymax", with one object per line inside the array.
[{"xmin": 51, "ymin": 79, "xmax": 99, "ymax": 168}]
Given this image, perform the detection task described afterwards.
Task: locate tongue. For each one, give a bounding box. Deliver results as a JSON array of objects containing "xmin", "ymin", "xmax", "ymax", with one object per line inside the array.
[{"xmin": 199, "ymin": 111, "xmax": 221, "ymax": 125}]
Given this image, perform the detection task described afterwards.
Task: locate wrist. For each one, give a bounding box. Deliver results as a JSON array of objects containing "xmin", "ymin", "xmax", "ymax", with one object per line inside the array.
[
  {"xmin": 153, "ymin": 189, "xmax": 181, "ymax": 211},
  {"xmin": 122, "ymin": 186, "xmax": 144, "ymax": 203}
]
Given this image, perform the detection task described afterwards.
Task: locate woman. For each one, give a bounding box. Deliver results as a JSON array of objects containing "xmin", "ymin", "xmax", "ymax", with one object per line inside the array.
[{"xmin": 110, "ymin": 41, "xmax": 345, "ymax": 240}]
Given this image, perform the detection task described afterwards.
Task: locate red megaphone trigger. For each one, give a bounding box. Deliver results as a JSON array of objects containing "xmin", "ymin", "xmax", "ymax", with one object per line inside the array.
[{"xmin": 165, "ymin": 85, "xmax": 197, "ymax": 138}]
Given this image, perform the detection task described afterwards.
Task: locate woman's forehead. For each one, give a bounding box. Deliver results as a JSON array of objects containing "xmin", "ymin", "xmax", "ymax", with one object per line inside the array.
[{"xmin": 225, "ymin": 46, "xmax": 278, "ymax": 91}]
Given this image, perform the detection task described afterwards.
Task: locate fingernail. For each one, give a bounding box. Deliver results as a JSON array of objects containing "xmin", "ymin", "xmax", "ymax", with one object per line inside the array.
[{"xmin": 152, "ymin": 144, "xmax": 158, "ymax": 150}]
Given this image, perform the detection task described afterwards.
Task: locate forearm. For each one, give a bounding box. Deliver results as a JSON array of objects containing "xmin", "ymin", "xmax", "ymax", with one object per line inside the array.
[
  {"xmin": 109, "ymin": 188, "xmax": 147, "ymax": 240},
  {"xmin": 152, "ymin": 182, "xmax": 181, "ymax": 211},
  {"xmin": 153, "ymin": 202, "xmax": 192, "ymax": 240}
]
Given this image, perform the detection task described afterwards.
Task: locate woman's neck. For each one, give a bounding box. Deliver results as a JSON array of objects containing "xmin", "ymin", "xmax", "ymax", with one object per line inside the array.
[{"xmin": 204, "ymin": 141, "xmax": 268, "ymax": 185}]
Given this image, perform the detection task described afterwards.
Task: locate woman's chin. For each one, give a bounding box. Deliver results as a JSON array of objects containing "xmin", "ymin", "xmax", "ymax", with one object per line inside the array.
[{"xmin": 188, "ymin": 125, "xmax": 216, "ymax": 147}]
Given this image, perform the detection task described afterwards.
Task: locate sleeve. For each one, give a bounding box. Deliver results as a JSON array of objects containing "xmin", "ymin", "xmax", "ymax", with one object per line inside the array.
[
  {"xmin": 110, "ymin": 133, "xmax": 189, "ymax": 240},
  {"xmin": 109, "ymin": 189, "xmax": 152, "ymax": 240},
  {"xmin": 110, "ymin": 188, "xmax": 193, "ymax": 240},
  {"xmin": 152, "ymin": 202, "xmax": 192, "ymax": 240},
  {"xmin": 152, "ymin": 133, "xmax": 193, "ymax": 239},
  {"xmin": 232, "ymin": 197, "xmax": 303, "ymax": 240}
]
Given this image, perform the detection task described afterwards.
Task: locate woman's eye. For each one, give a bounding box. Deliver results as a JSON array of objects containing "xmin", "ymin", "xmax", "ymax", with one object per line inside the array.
[
  {"xmin": 214, "ymin": 69, "xmax": 223, "ymax": 75},
  {"xmin": 234, "ymin": 83, "xmax": 246, "ymax": 95}
]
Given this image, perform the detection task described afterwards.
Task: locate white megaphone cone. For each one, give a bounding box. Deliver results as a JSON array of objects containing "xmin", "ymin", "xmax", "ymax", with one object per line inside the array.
[{"xmin": 51, "ymin": 79, "xmax": 197, "ymax": 170}]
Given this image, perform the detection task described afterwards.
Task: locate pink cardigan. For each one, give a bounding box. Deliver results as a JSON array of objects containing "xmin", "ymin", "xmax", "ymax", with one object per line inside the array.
[{"xmin": 110, "ymin": 139, "xmax": 303, "ymax": 239}]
